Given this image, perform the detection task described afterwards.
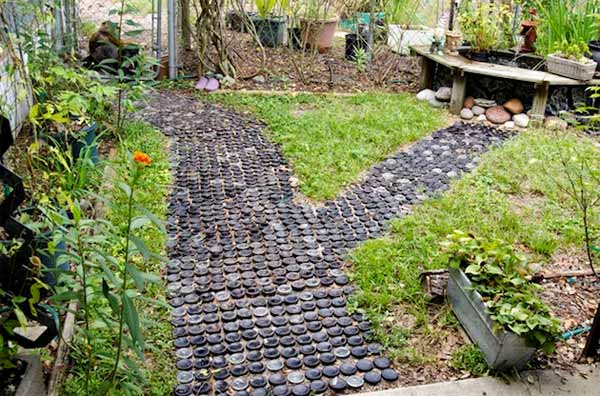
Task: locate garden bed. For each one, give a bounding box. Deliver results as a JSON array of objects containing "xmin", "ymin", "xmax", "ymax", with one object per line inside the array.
[{"xmin": 181, "ymin": 31, "xmax": 420, "ymax": 93}]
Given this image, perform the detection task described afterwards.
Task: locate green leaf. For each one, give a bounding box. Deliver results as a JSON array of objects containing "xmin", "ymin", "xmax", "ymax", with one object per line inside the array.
[
  {"xmin": 102, "ymin": 279, "xmax": 120, "ymax": 315},
  {"xmin": 130, "ymin": 216, "xmax": 151, "ymax": 230},
  {"xmin": 126, "ymin": 262, "xmax": 160, "ymax": 290},
  {"xmin": 464, "ymin": 264, "xmax": 481, "ymax": 275},
  {"xmin": 122, "ymin": 292, "xmax": 144, "ymax": 355},
  {"xmin": 129, "ymin": 235, "xmax": 150, "ymax": 262},
  {"xmin": 119, "ymin": 182, "xmax": 132, "ymax": 198}
]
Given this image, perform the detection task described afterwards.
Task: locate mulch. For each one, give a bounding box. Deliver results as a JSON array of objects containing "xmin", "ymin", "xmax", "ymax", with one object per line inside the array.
[{"xmin": 181, "ymin": 30, "xmax": 420, "ymax": 94}]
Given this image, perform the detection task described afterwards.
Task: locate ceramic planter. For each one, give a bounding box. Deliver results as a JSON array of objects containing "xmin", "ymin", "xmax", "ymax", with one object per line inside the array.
[
  {"xmin": 448, "ymin": 268, "xmax": 536, "ymax": 370},
  {"xmin": 252, "ymin": 16, "xmax": 286, "ymax": 48},
  {"xmin": 444, "ymin": 31, "xmax": 462, "ymax": 56},
  {"xmin": 547, "ymin": 54, "xmax": 597, "ymax": 81},
  {"xmin": 387, "ymin": 25, "xmax": 434, "ymax": 55},
  {"xmin": 300, "ymin": 18, "xmax": 338, "ymax": 53}
]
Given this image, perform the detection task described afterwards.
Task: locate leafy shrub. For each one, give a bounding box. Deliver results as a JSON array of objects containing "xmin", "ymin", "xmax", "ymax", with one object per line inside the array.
[{"xmin": 442, "ymin": 230, "xmax": 561, "ymax": 353}]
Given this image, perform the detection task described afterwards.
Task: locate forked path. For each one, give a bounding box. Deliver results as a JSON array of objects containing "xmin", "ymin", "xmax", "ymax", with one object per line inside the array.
[{"xmin": 141, "ymin": 92, "xmax": 508, "ymax": 396}]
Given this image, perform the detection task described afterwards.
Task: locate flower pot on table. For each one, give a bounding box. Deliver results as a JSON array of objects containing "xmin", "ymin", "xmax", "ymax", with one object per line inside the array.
[
  {"xmin": 448, "ymin": 268, "xmax": 536, "ymax": 370},
  {"xmin": 546, "ymin": 54, "xmax": 597, "ymax": 81}
]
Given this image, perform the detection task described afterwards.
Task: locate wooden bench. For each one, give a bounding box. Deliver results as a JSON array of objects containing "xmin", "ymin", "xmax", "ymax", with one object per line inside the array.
[{"xmin": 411, "ymin": 45, "xmax": 600, "ymax": 118}]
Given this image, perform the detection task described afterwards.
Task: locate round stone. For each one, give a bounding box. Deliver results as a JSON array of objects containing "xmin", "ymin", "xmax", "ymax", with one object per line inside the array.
[
  {"xmin": 287, "ymin": 371, "xmax": 305, "ymax": 384},
  {"xmin": 364, "ymin": 370, "xmax": 382, "ymax": 385},
  {"xmin": 305, "ymin": 368, "xmax": 322, "ymax": 380},
  {"xmin": 176, "ymin": 371, "xmax": 194, "ymax": 384},
  {"xmin": 374, "ymin": 357, "xmax": 391, "ymax": 369},
  {"xmin": 340, "ymin": 363, "xmax": 357, "ymax": 376},
  {"xmin": 273, "ymin": 385, "xmax": 291, "ymax": 396},
  {"xmin": 347, "ymin": 375, "xmax": 365, "ymax": 389},
  {"xmin": 291, "ymin": 384, "xmax": 310, "ymax": 396},
  {"xmin": 334, "ymin": 347, "xmax": 350, "ymax": 358},
  {"xmin": 382, "ymin": 368, "xmax": 399, "ymax": 381},
  {"xmin": 267, "ymin": 359, "xmax": 284, "ymax": 371},
  {"xmin": 232, "ymin": 378, "xmax": 249, "ymax": 391},
  {"xmin": 322, "ymin": 366, "xmax": 339, "ymax": 378},
  {"xmin": 310, "ymin": 380, "xmax": 327, "ymax": 394},
  {"xmin": 356, "ymin": 359, "xmax": 374, "ymax": 372},
  {"xmin": 329, "ymin": 377, "xmax": 347, "ymax": 392},
  {"xmin": 250, "ymin": 376, "xmax": 267, "ymax": 388},
  {"xmin": 269, "ymin": 373, "xmax": 287, "ymax": 386}
]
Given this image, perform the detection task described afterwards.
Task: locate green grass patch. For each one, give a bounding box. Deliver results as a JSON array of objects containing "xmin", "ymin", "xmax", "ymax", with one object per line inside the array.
[
  {"xmin": 206, "ymin": 92, "xmax": 445, "ymax": 200},
  {"xmin": 349, "ymin": 129, "xmax": 599, "ymax": 361}
]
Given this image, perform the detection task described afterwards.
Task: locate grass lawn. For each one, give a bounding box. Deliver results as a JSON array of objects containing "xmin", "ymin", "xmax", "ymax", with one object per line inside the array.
[
  {"xmin": 206, "ymin": 92, "xmax": 445, "ymax": 200},
  {"xmin": 348, "ymin": 128, "xmax": 599, "ymax": 364}
]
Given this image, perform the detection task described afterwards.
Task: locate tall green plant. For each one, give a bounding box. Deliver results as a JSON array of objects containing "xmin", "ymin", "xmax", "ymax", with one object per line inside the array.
[
  {"xmin": 459, "ymin": 2, "xmax": 511, "ymax": 52},
  {"xmin": 255, "ymin": 0, "xmax": 278, "ymax": 17},
  {"xmin": 535, "ymin": 0, "xmax": 600, "ymax": 58},
  {"xmin": 385, "ymin": 0, "xmax": 424, "ymax": 27}
]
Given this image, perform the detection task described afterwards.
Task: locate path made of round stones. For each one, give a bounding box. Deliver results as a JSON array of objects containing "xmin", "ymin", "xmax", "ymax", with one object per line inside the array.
[{"xmin": 141, "ymin": 92, "xmax": 508, "ymax": 396}]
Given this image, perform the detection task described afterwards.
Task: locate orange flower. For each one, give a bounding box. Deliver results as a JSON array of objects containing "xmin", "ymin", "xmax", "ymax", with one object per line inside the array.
[{"xmin": 133, "ymin": 151, "xmax": 152, "ymax": 166}]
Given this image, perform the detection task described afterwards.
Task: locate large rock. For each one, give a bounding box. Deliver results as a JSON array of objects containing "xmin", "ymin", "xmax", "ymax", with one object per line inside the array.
[
  {"xmin": 485, "ymin": 105, "xmax": 512, "ymax": 124},
  {"xmin": 435, "ymin": 87, "xmax": 452, "ymax": 102},
  {"xmin": 416, "ymin": 89, "xmax": 436, "ymax": 101},
  {"xmin": 460, "ymin": 108, "xmax": 474, "ymax": 120},
  {"xmin": 503, "ymin": 98, "xmax": 524, "ymax": 114},
  {"xmin": 472, "ymin": 105, "xmax": 485, "ymax": 116},
  {"xmin": 544, "ymin": 116, "xmax": 568, "ymax": 130},
  {"xmin": 464, "ymin": 96, "xmax": 475, "ymax": 109},
  {"xmin": 429, "ymin": 97, "xmax": 447, "ymax": 108},
  {"xmin": 474, "ymin": 98, "xmax": 497, "ymax": 108},
  {"xmin": 513, "ymin": 113, "xmax": 530, "ymax": 128}
]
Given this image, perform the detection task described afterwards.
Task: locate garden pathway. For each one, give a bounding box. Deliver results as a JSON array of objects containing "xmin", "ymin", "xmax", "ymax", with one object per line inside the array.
[{"xmin": 141, "ymin": 92, "xmax": 508, "ymax": 396}]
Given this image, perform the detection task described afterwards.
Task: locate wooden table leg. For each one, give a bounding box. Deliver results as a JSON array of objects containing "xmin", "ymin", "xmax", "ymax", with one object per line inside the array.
[
  {"xmin": 419, "ymin": 57, "xmax": 434, "ymax": 90},
  {"xmin": 450, "ymin": 70, "xmax": 466, "ymax": 115},
  {"xmin": 531, "ymin": 82, "xmax": 549, "ymax": 125}
]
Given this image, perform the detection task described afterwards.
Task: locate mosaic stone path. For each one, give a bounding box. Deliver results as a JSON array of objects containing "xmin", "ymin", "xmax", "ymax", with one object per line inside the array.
[{"xmin": 141, "ymin": 92, "xmax": 508, "ymax": 396}]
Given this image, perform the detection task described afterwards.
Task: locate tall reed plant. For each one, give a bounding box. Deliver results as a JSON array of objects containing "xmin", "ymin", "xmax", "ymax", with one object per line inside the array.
[{"xmin": 535, "ymin": 0, "xmax": 600, "ymax": 58}]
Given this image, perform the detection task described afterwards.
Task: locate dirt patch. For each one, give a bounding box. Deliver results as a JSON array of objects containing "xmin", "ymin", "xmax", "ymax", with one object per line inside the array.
[{"xmin": 180, "ymin": 31, "xmax": 420, "ymax": 94}]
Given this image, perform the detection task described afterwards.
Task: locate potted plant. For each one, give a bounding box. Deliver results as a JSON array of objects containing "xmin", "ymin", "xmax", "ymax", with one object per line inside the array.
[
  {"xmin": 386, "ymin": 0, "xmax": 434, "ymax": 55},
  {"xmin": 535, "ymin": 0, "xmax": 599, "ymax": 77},
  {"xmin": 252, "ymin": 0, "xmax": 288, "ymax": 48},
  {"xmin": 299, "ymin": 0, "xmax": 338, "ymax": 53},
  {"xmin": 443, "ymin": 231, "xmax": 561, "ymax": 370},
  {"xmin": 546, "ymin": 41, "xmax": 598, "ymax": 81},
  {"xmin": 458, "ymin": 2, "xmax": 510, "ymax": 61}
]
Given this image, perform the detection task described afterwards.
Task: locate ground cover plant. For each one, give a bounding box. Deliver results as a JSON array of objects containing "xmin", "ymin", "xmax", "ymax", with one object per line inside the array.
[
  {"xmin": 349, "ymin": 128, "xmax": 599, "ymax": 364},
  {"xmin": 206, "ymin": 92, "xmax": 444, "ymax": 200}
]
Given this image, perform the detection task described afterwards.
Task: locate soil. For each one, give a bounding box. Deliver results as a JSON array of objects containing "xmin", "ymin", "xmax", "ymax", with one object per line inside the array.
[{"xmin": 181, "ymin": 30, "xmax": 420, "ymax": 93}]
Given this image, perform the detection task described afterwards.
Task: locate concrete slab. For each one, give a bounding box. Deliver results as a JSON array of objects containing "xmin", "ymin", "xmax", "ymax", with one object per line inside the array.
[{"xmin": 354, "ymin": 365, "xmax": 600, "ymax": 396}]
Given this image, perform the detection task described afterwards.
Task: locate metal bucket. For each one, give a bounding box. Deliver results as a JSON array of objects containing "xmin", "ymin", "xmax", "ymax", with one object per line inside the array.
[{"xmin": 448, "ymin": 268, "xmax": 536, "ymax": 370}]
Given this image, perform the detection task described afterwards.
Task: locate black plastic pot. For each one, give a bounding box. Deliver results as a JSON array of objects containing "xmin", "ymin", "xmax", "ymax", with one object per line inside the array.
[
  {"xmin": 47, "ymin": 122, "xmax": 99, "ymax": 165},
  {"xmin": 226, "ymin": 11, "xmax": 254, "ymax": 32},
  {"xmin": 465, "ymin": 51, "xmax": 490, "ymax": 63},
  {"xmin": 71, "ymin": 123, "xmax": 99, "ymax": 164},
  {"xmin": 289, "ymin": 27, "xmax": 303, "ymax": 50},
  {"xmin": 589, "ymin": 41, "xmax": 600, "ymax": 71},
  {"xmin": 345, "ymin": 33, "xmax": 369, "ymax": 60},
  {"xmin": 252, "ymin": 16, "xmax": 286, "ymax": 48}
]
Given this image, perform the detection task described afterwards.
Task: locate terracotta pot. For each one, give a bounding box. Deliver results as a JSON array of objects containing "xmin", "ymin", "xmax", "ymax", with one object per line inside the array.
[
  {"xmin": 444, "ymin": 31, "xmax": 462, "ymax": 56},
  {"xmin": 300, "ymin": 17, "xmax": 338, "ymax": 53}
]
